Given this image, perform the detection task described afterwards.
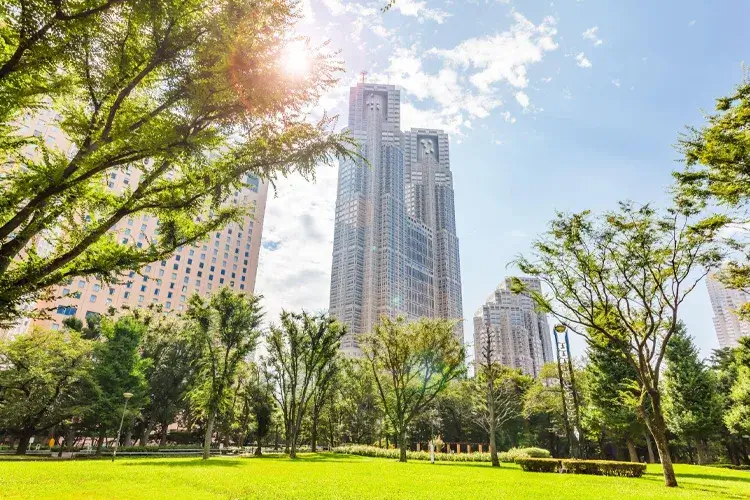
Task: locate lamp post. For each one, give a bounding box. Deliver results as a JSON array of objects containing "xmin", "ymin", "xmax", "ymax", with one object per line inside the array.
[{"xmin": 112, "ymin": 392, "xmax": 133, "ymax": 462}]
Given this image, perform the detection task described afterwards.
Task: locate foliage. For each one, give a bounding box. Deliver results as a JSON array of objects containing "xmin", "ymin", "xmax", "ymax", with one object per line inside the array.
[
  {"xmin": 86, "ymin": 314, "xmax": 149, "ymax": 451},
  {"xmin": 337, "ymin": 358, "xmax": 382, "ymax": 445},
  {"xmin": 186, "ymin": 288, "xmax": 263, "ymax": 459},
  {"xmin": 0, "ymin": 0, "xmax": 357, "ymax": 327},
  {"xmin": 0, "ymin": 328, "xmax": 96, "ymax": 454},
  {"xmin": 515, "ymin": 457, "xmax": 646, "ymax": 477},
  {"xmin": 497, "ymin": 447, "xmax": 552, "ymax": 462},
  {"xmin": 725, "ymin": 337, "xmax": 750, "ymax": 436},
  {"xmin": 663, "ymin": 325, "xmax": 722, "ymax": 463},
  {"xmin": 513, "ymin": 201, "xmax": 724, "ymax": 487},
  {"xmin": 266, "ymin": 310, "xmax": 345, "ymax": 458},
  {"xmin": 360, "ymin": 316, "xmax": 465, "ymax": 462}
]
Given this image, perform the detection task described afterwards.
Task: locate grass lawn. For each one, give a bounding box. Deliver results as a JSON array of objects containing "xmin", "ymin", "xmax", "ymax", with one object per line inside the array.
[{"xmin": 0, "ymin": 453, "xmax": 748, "ymax": 499}]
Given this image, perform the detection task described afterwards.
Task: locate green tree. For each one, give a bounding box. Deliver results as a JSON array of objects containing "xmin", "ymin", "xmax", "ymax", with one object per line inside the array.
[
  {"xmin": 583, "ymin": 337, "xmax": 647, "ymax": 463},
  {"xmin": 725, "ymin": 337, "xmax": 750, "ymax": 439},
  {"xmin": 361, "ymin": 316, "xmax": 465, "ymax": 462},
  {"xmin": 663, "ymin": 325, "xmax": 722, "ymax": 464},
  {"xmin": 246, "ymin": 362, "xmax": 275, "ymax": 455},
  {"xmin": 186, "ymin": 288, "xmax": 263, "ymax": 460},
  {"xmin": 712, "ymin": 342, "xmax": 750, "ymax": 465},
  {"xmin": 338, "ymin": 358, "xmax": 382, "ymax": 445},
  {"xmin": 138, "ymin": 312, "xmax": 198, "ymax": 446},
  {"xmin": 0, "ymin": 0, "xmax": 355, "ymax": 327},
  {"xmin": 0, "ymin": 328, "xmax": 96, "ymax": 454},
  {"xmin": 266, "ymin": 310, "xmax": 346, "ymax": 458},
  {"xmin": 514, "ymin": 202, "xmax": 724, "ymax": 486},
  {"xmin": 523, "ymin": 363, "xmax": 574, "ymax": 457},
  {"xmin": 87, "ymin": 314, "xmax": 149, "ymax": 455}
]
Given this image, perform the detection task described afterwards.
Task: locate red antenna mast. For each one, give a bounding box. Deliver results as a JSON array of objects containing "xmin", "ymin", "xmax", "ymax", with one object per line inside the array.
[{"xmin": 360, "ymin": 70, "xmax": 368, "ymax": 84}]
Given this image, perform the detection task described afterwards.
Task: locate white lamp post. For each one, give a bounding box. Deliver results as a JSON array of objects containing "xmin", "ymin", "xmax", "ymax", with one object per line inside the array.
[{"xmin": 112, "ymin": 392, "xmax": 133, "ymax": 462}]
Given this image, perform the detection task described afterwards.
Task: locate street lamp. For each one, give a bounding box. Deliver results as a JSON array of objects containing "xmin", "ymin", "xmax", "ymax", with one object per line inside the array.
[{"xmin": 112, "ymin": 392, "xmax": 133, "ymax": 462}]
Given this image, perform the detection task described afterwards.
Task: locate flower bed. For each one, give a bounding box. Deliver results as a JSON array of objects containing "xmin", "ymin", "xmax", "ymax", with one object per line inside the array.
[{"xmin": 334, "ymin": 445, "xmax": 551, "ymax": 463}]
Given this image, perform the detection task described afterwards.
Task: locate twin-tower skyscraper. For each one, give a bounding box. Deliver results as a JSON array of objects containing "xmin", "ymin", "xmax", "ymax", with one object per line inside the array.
[{"xmin": 329, "ymin": 83, "xmax": 463, "ymax": 356}]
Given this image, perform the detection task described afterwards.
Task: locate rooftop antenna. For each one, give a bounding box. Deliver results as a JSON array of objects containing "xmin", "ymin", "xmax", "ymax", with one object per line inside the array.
[{"xmin": 360, "ymin": 70, "xmax": 368, "ymax": 84}]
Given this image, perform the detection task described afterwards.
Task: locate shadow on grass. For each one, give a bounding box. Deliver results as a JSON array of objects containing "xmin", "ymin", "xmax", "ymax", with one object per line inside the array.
[
  {"xmin": 675, "ymin": 472, "xmax": 750, "ymax": 484},
  {"xmin": 283, "ymin": 453, "xmax": 368, "ymax": 463},
  {"xmin": 121, "ymin": 458, "xmax": 243, "ymax": 468}
]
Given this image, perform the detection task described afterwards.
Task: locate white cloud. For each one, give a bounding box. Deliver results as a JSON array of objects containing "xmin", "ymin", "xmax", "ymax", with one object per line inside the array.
[
  {"xmin": 515, "ymin": 91, "xmax": 530, "ymax": 108},
  {"xmin": 255, "ymin": 167, "xmax": 339, "ymax": 326},
  {"xmin": 370, "ymin": 24, "xmax": 393, "ymax": 39},
  {"xmin": 611, "ymin": 78, "xmax": 620, "ymax": 87},
  {"xmin": 688, "ymin": 20, "xmax": 696, "ymax": 27},
  {"xmin": 582, "ymin": 26, "xmax": 603, "ymax": 46},
  {"xmin": 575, "ymin": 52, "xmax": 592, "ymax": 68},
  {"xmin": 321, "ymin": 0, "xmax": 345, "ymax": 16},
  {"xmin": 393, "ymin": 0, "xmax": 451, "ymax": 24},
  {"xmin": 430, "ymin": 13, "xmax": 558, "ymax": 91},
  {"xmin": 541, "ymin": 76, "xmax": 552, "ymax": 83}
]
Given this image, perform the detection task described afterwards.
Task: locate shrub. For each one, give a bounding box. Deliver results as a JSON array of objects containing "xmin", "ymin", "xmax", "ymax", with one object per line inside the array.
[
  {"xmin": 515, "ymin": 458, "xmax": 646, "ymax": 478},
  {"xmin": 334, "ymin": 445, "xmax": 490, "ymax": 463},
  {"xmin": 498, "ymin": 447, "xmax": 552, "ymax": 463},
  {"xmin": 561, "ymin": 459, "xmax": 646, "ymax": 478},
  {"xmin": 515, "ymin": 458, "xmax": 561, "ymax": 472}
]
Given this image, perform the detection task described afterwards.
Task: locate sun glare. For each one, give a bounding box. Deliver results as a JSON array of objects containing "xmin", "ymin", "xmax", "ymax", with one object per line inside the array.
[{"xmin": 281, "ymin": 40, "xmax": 310, "ymax": 76}]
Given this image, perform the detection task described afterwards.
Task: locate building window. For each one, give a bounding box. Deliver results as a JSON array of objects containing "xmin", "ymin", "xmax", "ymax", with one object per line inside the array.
[
  {"xmin": 165, "ymin": 301, "xmax": 172, "ymax": 308},
  {"xmin": 52, "ymin": 323, "xmax": 60, "ymax": 330},
  {"xmin": 89, "ymin": 294, "xmax": 97, "ymax": 302},
  {"xmin": 138, "ymin": 295, "xmax": 144, "ymax": 303},
  {"xmin": 140, "ymin": 285, "xmax": 147, "ymax": 292},
  {"xmin": 78, "ymin": 280, "xmax": 85, "ymax": 288},
  {"xmin": 56, "ymin": 305, "xmax": 77, "ymax": 316},
  {"xmin": 154, "ymin": 289, "xmax": 160, "ymax": 296},
  {"xmin": 124, "ymin": 291, "xmax": 130, "ymax": 298},
  {"xmin": 173, "ymin": 264, "xmax": 179, "ymax": 270},
  {"xmin": 109, "ymin": 288, "xmax": 115, "ymax": 295}
]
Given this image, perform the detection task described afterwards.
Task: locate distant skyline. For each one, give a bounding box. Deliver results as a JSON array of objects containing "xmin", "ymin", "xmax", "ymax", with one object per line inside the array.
[{"xmin": 254, "ymin": 0, "xmax": 750, "ymax": 360}]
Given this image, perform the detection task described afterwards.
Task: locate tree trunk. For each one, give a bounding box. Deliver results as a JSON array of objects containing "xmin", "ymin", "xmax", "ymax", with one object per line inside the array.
[
  {"xmin": 644, "ymin": 431, "xmax": 656, "ymax": 463},
  {"xmin": 626, "ymin": 436, "xmax": 638, "ymax": 463},
  {"xmin": 66, "ymin": 426, "xmax": 75, "ymax": 454},
  {"xmin": 203, "ymin": 411, "xmax": 215, "ymax": 460},
  {"xmin": 255, "ymin": 429, "xmax": 263, "ymax": 456},
  {"xmin": 15, "ymin": 428, "xmax": 33, "ymax": 455},
  {"xmin": 648, "ymin": 408, "xmax": 677, "ymax": 487},
  {"xmin": 95, "ymin": 428, "xmax": 105, "ymax": 457},
  {"xmin": 124, "ymin": 423, "xmax": 133, "ymax": 448},
  {"xmin": 696, "ymin": 439, "xmax": 708, "ymax": 465},
  {"xmin": 399, "ymin": 428, "xmax": 407, "ymax": 463},
  {"xmin": 160, "ymin": 421, "xmax": 169, "ymax": 447},
  {"xmin": 311, "ymin": 409, "xmax": 319, "ymax": 453}
]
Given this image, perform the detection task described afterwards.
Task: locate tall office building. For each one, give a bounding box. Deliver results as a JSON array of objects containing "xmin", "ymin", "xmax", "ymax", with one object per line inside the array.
[
  {"xmin": 329, "ymin": 83, "xmax": 463, "ymax": 356},
  {"xmin": 472, "ymin": 277, "xmax": 553, "ymax": 377},
  {"xmin": 707, "ymin": 272, "xmax": 750, "ymax": 348},
  {"xmin": 1, "ymin": 109, "xmax": 269, "ymax": 340}
]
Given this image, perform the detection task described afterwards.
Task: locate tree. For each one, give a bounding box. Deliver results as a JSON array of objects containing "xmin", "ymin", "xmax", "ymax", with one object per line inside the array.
[
  {"xmin": 266, "ymin": 310, "xmax": 346, "ymax": 458},
  {"xmin": 310, "ymin": 356, "xmax": 341, "ymax": 452},
  {"xmin": 513, "ymin": 201, "xmax": 724, "ymax": 486},
  {"xmin": 663, "ymin": 324, "xmax": 722, "ymax": 464},
  {"xmin": 674, "ymin": 79, "xmax": 750, "ymax": 315},
  {"xmin": 0, "ymin": 329, "xmax": 96, "ymax": 454},
  {"xmin": 472, "ymin": 323, "xmax": 521, "ymax": 466},
  {"xmin": 583, "ymin": 335, "xmax": 648, "ymax": 463},
  {"xmin": 523, "ymin": 362, "xmax": 576, "ymax": 457},
  {"xmin": 0, "ymin": 0, "xmax": 356, "ymax": 327},
  {"xmin": 361, "ymin": 316, "xmax": 465, "ymax": 462},
  {"xmin": 338, "ymin": 358, "xmax": 382, "ymax": 445},
  {"xmin": 725, "ymin": 337, "xmax": 750, "ymax": 439},
  {"xmin": 138, "ymin": 312, "xmax": 199, "ymax": 446},
  {"xmin": 87, "ymin": 314, "xmax": 149, "ymax": 455},
  {"xmin": 711, "ymin": 344, "xmax": 750, "ymax": 465},
  {"xmin": 246, "ymin": 362, "xmax": 275, "ymax": 455},
  {"xmin": 186, "ymin": 288, "xmax": 263, "ymax": 460}
]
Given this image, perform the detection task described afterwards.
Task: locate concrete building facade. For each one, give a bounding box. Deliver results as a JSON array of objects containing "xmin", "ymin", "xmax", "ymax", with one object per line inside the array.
[
  {"xmin": 472, "ymin": 277, "xmax": 553, "ymax": 377},
  {"xmin": 329, "ymin": 83, "xmax": 463, "ymax": 356},
  {"xmin": 1, "ymin": 109, "xmax": 268, "ymax": 340},
  {"xmin": 707, "ymin": 272, "xmax": 750, "ymax": 348}
]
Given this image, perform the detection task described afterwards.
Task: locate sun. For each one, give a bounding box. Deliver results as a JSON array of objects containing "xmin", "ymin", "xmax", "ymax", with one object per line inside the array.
[{"xmin": 281, "ymin": 40, "xmax": 310, "ymax": 77}]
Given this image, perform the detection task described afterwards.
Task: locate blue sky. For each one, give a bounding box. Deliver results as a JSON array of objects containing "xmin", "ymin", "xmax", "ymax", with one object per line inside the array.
[{"xmin": 255, "ymin": 0, "xmax": 750, "ymax": 360}]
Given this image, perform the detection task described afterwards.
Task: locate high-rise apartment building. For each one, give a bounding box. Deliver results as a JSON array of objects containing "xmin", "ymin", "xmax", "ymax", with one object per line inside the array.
[
  {"xmin": 707, "ymin": 272, "xmax": 750, "ymax": 348},
  {"xmin": 1, "ymin": 109, "xmax": 269, "ymax": 340},
  {"xmin": 472, "ymin": 277, "xmax": 553, "ymax": 377},
  {"xmin": 329, "ymin": 83, "xmax": 463, "ymax": 356}
]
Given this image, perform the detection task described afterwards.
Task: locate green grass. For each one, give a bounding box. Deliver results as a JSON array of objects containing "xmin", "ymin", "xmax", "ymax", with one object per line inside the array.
[{"xmin": 0, "ymin": 453, "xmax": 748, "ymax": 499}]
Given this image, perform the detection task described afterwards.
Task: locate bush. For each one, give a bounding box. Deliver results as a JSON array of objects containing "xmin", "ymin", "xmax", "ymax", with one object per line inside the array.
[
  {"xmin": 515, "ymin": 458, "xmax": 646, "ymax": 478},
  {"xmin": 515, "ymin": 458, "xmax": 562, "ymax": 472},
  {"xmin": 334, "ymin": 445, "xmax": 489, "ymax": 463},
  {"xmin": 561, "ymin": 459, "xmax": 646, "ymax": 478},
  {"xmin": 498, "ymin": 447, "xmax": 552, "ymax": 463}
]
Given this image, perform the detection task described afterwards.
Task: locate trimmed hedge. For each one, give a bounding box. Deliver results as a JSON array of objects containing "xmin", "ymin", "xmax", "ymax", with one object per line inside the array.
[
  {"xmin": 334, "ymin": 445, "xmax": 552, "ymax": 464},
  {"xmin": 515, "ymin": 458, "xmax": 562, "ymax": 473},
  {"xmin": 515, "ymin": 457, "xmax": 646, "ymax": 478},
  {"xmin": 498, "ymin": 447, "xmax": 551, "ymax": 463}
]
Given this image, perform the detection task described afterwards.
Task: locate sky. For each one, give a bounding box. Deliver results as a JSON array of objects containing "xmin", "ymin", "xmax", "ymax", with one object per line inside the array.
[{"xmin": 254, "ymin": 0, "xmax": 750, "ymax": 360}]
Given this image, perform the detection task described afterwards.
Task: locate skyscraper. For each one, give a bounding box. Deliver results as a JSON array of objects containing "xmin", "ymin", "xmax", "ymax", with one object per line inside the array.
[
  {"xmin": 0, "ymin": 109, "xmax": 269, "ymax": 341},
  {"xmin": 472, "ymin": 277, "xmax": 553, "ymax": 377},
  {"xmin": 707, "ymin": 272, "xmax": 750, "ymax": 348},
  {"xmin": 329, "ymin": 83, "xmax": 463, "ymax": 356}
]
